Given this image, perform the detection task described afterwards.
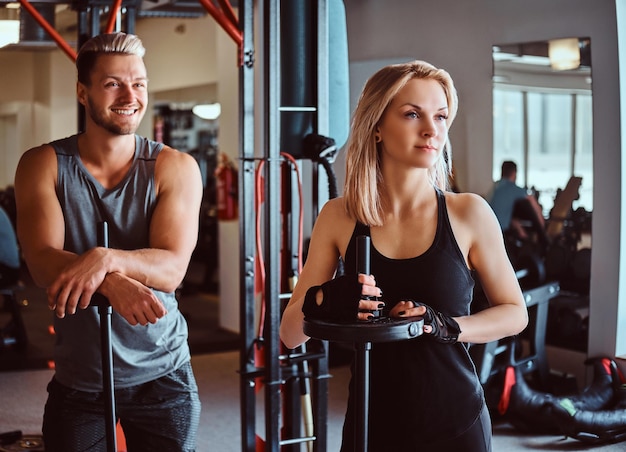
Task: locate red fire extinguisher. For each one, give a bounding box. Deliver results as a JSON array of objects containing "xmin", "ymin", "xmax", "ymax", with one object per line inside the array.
[{"xmin": 216, "ymin": 153, "xmax": 238, "ymax": 221}]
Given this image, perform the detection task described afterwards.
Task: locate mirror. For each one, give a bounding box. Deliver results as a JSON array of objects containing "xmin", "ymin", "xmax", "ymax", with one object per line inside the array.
[
  {"xmin": 492, "ymin": 38, "xmax": 592, "ymax": 219},
  {"xmin": 491, "ymin": 39, "xmax": 593, "ymax": 356}
]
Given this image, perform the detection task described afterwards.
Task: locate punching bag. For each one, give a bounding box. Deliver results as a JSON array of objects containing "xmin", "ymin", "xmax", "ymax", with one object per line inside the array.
[{"xmin": 280, "ymin": 0, "xmax": 350, "ymax": 157}]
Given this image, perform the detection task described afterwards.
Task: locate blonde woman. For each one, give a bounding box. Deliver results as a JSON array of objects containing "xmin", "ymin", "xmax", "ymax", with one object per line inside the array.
[{"xmin": 280, "ymin": 60, "xmax": 528, "ymax": 451}]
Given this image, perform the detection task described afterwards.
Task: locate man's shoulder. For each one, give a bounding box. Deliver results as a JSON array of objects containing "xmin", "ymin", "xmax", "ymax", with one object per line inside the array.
[{"xmin": 494, "ymin": 179, "xmax": 526, "ymax": 195}]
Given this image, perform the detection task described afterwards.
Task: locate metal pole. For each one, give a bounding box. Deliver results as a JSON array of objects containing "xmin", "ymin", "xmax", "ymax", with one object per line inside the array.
[
  {"xmin": 95, "ymin": 221, "xmax": 117, "ymax": 452},
  {"xmin": 238, "ymin": 0, "xmax": 258, "ymax": 450}
]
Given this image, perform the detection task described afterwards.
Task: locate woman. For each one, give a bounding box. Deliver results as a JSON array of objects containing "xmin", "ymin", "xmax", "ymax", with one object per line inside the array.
[{"xmin": 279, "ymin": 60, "xmax": 528, "ymax": 451}]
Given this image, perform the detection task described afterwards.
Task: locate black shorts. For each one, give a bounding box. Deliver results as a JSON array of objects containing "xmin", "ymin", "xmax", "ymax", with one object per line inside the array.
[{"xmin": 43, "ymin": 361, "xmax": 201, "ymax": 452}]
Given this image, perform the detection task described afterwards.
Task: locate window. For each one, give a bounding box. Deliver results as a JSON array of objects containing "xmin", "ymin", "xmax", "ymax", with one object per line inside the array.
[{"xmin": 493, "ymin": 87, "xmax": 593, "ymax": 216}]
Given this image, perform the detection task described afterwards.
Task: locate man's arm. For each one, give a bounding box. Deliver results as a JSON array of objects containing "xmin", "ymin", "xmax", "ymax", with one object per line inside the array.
[
  {"xmin": 98, "ymin": 147, "xmax": 203, "ymax": 293},
  {"xmin": 14, "ymin": 145, "xmax": 74, "ymax": 287},
  {"xmin": 16, "ymin": 145, "xmax": 203, "ymax": 325},
  {"xmin": 48, "ymin": 147, "xmax": 203, "ymax": 322}
]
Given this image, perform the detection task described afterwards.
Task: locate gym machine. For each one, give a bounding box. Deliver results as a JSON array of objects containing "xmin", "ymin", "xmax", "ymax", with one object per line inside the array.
[
  {"xmin": 471, "ymin": 280, "xmax": 560, "ymax": 391},
  {"xmin": 237, "ymin": 1, "xmax": 349, "ymax": 451},
  {"xmin": 470, "ymin": 254, "xmax": 560, "ymax": 405},
  {"xmin": 0, "ymin": 284, "xmax": 28, "ymax": 351}
]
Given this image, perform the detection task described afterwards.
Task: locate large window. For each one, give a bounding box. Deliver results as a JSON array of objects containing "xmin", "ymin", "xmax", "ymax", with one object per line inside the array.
[{"xmin": 493, "ymin": 87, "xmax": 593, "ymax": 216}]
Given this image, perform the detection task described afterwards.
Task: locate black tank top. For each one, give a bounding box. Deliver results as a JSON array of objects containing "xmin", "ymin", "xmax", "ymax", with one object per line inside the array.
[{"xmin": 340, "ymin": 188, "xmax": 484, "ymax": 451}]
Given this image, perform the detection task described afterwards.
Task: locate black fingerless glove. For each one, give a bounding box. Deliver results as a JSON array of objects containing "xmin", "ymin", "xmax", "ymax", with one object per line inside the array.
[
  {"xmin": 411, "ymin": 301, "xmax": 461, "ymax": 344},
  {"xmin": 302, "ymin": 274, "xmax": 362, "ymax": 323}
]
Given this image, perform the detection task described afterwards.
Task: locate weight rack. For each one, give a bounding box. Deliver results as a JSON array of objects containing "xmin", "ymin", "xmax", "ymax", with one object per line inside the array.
[{"xmin": 238, "ymin": 1, "xmax": 337, "ymax": 450}]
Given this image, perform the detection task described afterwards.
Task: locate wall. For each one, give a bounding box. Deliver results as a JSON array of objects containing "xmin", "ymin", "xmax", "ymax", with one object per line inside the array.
[
  {"xmin": 0, "ymin": 0, "xmax": 623, "ymax": 360},
  {"xmin": 0, "ymin": 52, "xmax": 39, "ymax": 188},
  {"xmin": 138, "ymin": 16, "xmax": 219, "ymax": 92},
  {"xmin": 215, "ymin": 17, "xmax": 240, "ymax": 333}
]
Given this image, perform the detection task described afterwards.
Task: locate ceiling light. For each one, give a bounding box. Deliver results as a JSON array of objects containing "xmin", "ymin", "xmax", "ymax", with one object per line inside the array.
[
  {"xmin": 192, "ymin": 103, "xmax": 221, "ymax": 120},
  {"xmin": 548, "ymin": 38, "xmax": 581, "ymax": 71}
]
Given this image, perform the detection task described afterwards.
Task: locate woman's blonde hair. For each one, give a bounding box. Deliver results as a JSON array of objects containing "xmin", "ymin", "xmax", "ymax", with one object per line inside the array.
[{"xmin": 343, "ymin": 60, "xmax": 458, "ymax": 226}]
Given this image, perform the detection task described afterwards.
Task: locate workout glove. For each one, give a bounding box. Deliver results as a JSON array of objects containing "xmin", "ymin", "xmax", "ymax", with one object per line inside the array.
[
  {"xmin": 302, "ymin": 275, "xmax": 362, "ymax": 323},
  {"xmin": 411, "ymin": 301, "xmax": 461, "ymax": 344}
]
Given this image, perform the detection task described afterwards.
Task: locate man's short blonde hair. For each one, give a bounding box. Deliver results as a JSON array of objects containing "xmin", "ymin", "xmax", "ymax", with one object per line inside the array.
[{"xmin": 76, "ymin": 32, "xmax": 146, "ymax": 85}]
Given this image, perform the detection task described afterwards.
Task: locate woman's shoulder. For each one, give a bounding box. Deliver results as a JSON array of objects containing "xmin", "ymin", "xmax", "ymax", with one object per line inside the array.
[
  {"xmin": 315, "ymin": 197, "xmax": 356, "ymax": 233},
  {"xmin": 318, "ymin": 197, "xmax": 356, "ymax": 221},
  {"xmin": 312, "ymin": 197, "xmax": 357, "ymax": 259},
  {"xmin": 444, "ymin": 190, "xmax": 501, "ymax": 228},
  {"xmin": 319, "ymin": 197, "xmax": 346, "ymax": 214},
  {"xmin": 443, "ymin": 190, "xmax": 491, "ymax": 213},
  {"xmin": 444, "ymin": 190, "xmax": 501, "ymax": 233}
]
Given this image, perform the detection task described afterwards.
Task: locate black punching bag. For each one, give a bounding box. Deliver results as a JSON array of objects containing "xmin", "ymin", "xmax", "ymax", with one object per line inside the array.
[{"xmin": 280, "ymin": 0, "xmax": 350, "ymax": 158}]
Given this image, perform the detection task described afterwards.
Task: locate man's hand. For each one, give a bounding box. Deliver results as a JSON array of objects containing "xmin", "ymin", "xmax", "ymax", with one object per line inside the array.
[
  {"xmin": 47, "ymin": 248, "xmax": 168, "ymax": 326},
  {"xmin": 47, "ymin": 247, "xmax": 110, "ymax": 317},
  {"xmin": 102, "ymin": 273, "xmax": 168, "ymax": 326}
]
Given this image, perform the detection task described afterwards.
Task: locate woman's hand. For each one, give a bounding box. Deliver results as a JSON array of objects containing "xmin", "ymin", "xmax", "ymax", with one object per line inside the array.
[
  {"xmin": 302, "ymin": 273, "xmax": 383, "ymax": 323},
  {"xmin": 392, "ymin": 300, "xmax": 461, "ymax": 344}
]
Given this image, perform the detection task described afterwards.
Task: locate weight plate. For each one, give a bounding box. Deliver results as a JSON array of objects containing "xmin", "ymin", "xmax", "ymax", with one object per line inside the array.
[{"xmin": 0, "ymin": 435, "xmax": 45, "ymax": 452}]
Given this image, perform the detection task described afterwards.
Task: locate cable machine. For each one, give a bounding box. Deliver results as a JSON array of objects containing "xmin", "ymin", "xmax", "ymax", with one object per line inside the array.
[{"xmin": 238, "ymin": 1, "xmax": 349, "ymax": 450}]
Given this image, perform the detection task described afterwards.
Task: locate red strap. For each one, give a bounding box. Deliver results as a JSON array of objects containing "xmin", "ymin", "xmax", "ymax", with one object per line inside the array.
[{"xmin": 498, "ymin": 366, "xmax": 517, "ymax": 415}]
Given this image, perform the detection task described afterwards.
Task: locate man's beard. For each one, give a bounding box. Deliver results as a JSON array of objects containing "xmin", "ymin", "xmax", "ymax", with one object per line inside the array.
[{"xmin": 86, "ymin": 96, "xmax": 142, "ymax": 135}]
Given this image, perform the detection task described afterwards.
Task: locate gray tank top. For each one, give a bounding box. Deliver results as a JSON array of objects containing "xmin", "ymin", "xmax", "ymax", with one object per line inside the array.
[{"xmin": 51, "ymin": 134, "xmax": 190, "ymax": 391}]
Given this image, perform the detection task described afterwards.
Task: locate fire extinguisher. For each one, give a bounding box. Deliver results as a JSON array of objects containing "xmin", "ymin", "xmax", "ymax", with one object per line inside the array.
[{"xmin": 216, "ymin": 153, "xmax": 238, "ymax": 221}]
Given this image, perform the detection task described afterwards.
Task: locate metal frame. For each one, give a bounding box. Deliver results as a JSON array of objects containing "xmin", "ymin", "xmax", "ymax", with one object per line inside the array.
[{"xmin": 238, "ymin": 1, "xmax": 331, "ymax": 450}]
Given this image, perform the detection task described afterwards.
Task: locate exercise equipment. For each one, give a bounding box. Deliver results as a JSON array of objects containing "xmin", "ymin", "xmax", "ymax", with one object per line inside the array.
[
  {"xmin": 0, "ymin": 431, "xmax": 44, "ymax": 451},
  {"xmin": 303, "ymin": 133, "xmax": 339, "ymax": 199},
  {"xmin": 0, "ymin": 285, "xmax": 28, "ymax": 350},
  {"xmin": 499, "ymin": 339, "xmax": 626, "ymax": 445},
  {"xmin": 544, "ymin": 240, "xmax": 574, "ymax": 281},
  {"xmin": 513, "ymin": 250, "xmax": 546, "ymax": 287},
  {"xmin": 501, "ymin": 342, "xmax": 619, "ymax": 435},
  {"xmin": 238, "ymin": 2, "xmax": 351, "ymax": 449},
  {"xmin": 546, "ymin": 176, "xmax": 582, "ymax": 240},
  {"xmin": 545, "ymin": 292, "xmax": 589, "ymax": 352},
  {"xmin": 471, "ymin": 280, "xmax": 559, "ymax": 400},
  {"xmin": 92, "ymin": 221, "xmax": 117, "ymax": 452},
  {"xmin": 280, "ymin": 0, "xmax": 350, "ymax": 158},
  {"xmin": 303, "ymin": 235, "xmax": 424, "ymax": 451},
  {"xmin": 551, "ymin": 383, "xmax": 626, "ymax": 444}
]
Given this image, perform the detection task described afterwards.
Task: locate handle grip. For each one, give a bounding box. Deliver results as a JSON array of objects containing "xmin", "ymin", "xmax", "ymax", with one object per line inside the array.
[
  {"xmin": 356, "ymin": 235, "xmax": 382, "ymax": 319},
  {"xmin": 357, "ymin": 235, "xmax": 370, "ymax": 275}
]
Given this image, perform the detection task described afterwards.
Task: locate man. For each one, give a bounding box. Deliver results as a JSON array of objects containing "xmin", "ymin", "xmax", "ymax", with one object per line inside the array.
[
  {"xmin": 487, "ymin": 160, "xmax": 549, "ymax": 249},
  {"xmin": 14, "ymin": 33, "xmax": 203, "ymax": 451}
]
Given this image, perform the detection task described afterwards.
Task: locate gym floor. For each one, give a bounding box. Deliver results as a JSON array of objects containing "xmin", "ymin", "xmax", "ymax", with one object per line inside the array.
[
  {"xmin": 0, "ymin": 273, "xmax": 624, "ymax": 450},
  {"xmin": 1, "ymin": 350, "xmax": 625, "ymax": 451}
]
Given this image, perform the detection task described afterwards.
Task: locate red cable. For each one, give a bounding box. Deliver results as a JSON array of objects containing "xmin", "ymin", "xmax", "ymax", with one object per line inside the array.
[
  {"xmin": 196, "ymin": 0, "xmax": 243, "ymax": 46},
  {"xmin": 254, "ymin": 154, "xmax": 304, "ymax": 337},
  {"xmin": 18, "ymin": 0, "xmax": 77, "ymax": 62},
  {"xmin": 216, "ymin": 0, "xmax": 239, "ymax": 29},
  {"xmin": 255, "ymin": 160, "xmax": 266, "ymax": 337},
  {"xmin": 105, "ymin": 0, "xmax": 124, "ymax": 34},
  {"xmin": 253, "ymin": 155, "xmax": 305, "ymax": 447},
  {"xmin": 280, "ymin": 152, "xmax": 304, "ymax": 274}
]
